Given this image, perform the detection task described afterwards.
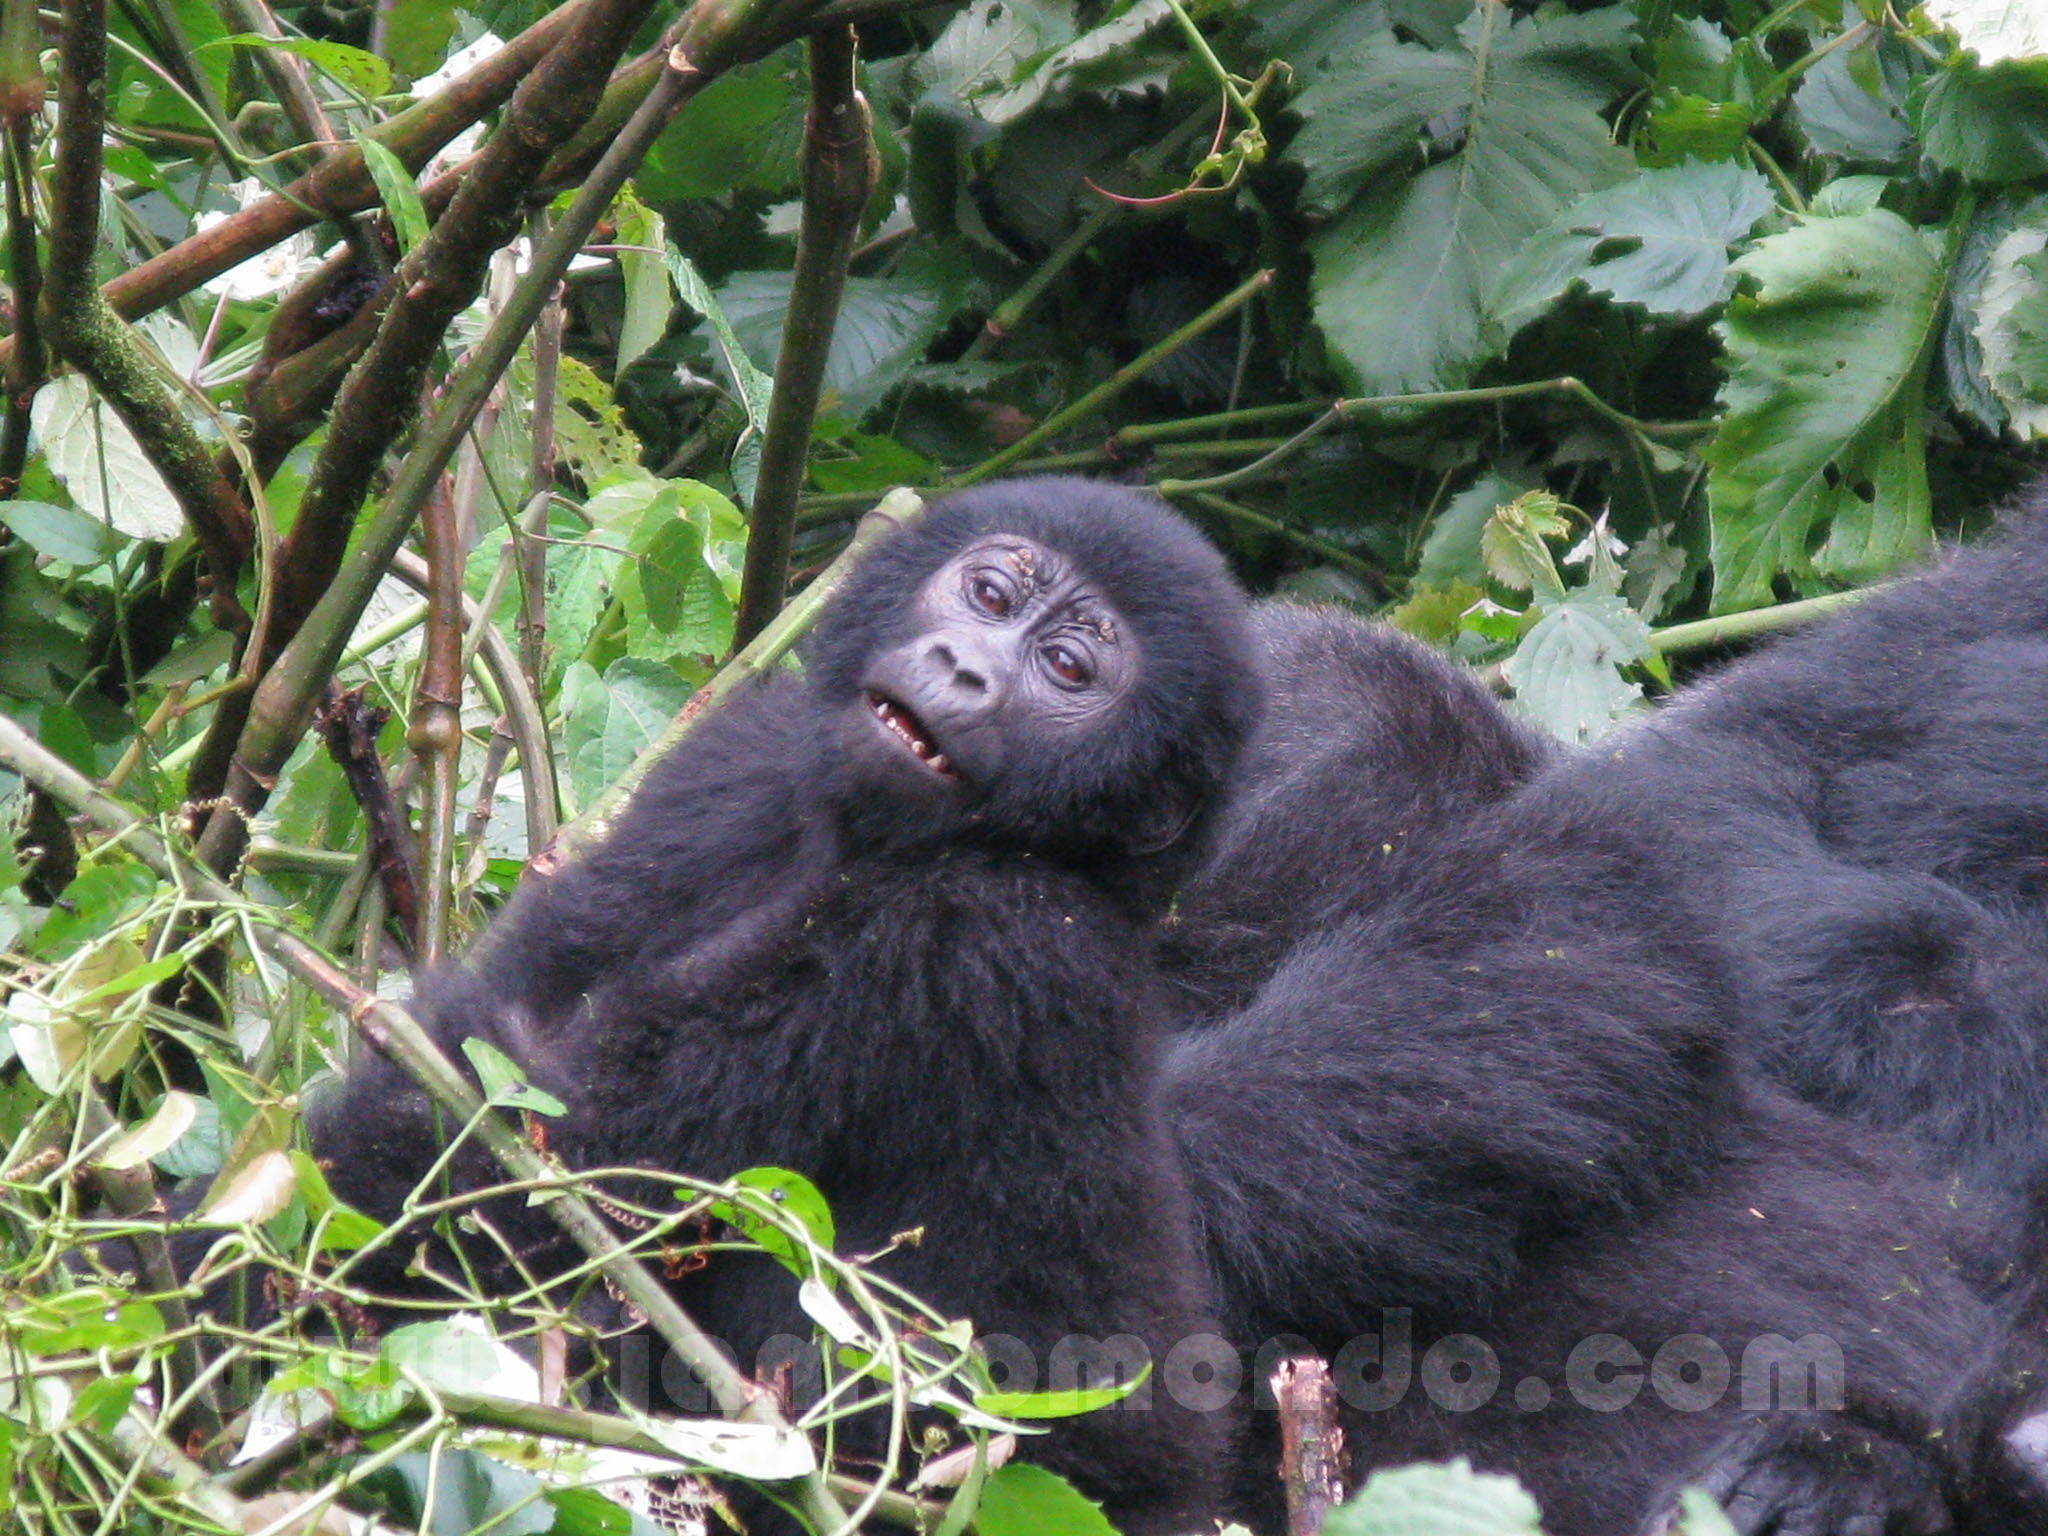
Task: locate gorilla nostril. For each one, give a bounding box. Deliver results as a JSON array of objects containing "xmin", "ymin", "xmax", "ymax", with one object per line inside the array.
[{"xmin": 955, "ymin": 665, "xmax": 987, "ymax": 693}]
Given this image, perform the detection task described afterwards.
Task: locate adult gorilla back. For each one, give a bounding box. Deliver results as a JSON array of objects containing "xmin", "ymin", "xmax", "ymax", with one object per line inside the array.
[
  {"xmin": 312, "ymin": 478, "xmax": 1256, "ymax": 1535},
  {"xmin": 1160, "ymin": 601, "xmax": 2048, "ymax": 1534}
]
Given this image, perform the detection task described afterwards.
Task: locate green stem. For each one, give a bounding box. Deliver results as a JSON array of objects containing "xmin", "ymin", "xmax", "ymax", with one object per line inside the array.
[
  {"xmin": 1336, "ymin": 376, "xmax": 1714, "ymax": 440},
  {"xmin": 954, "ymin": 269, "xmax": 1273, "ymax": 486},
  {"xmin": 1648, "ymin": 587, "xmax": 1869, "ymax": 655},
  {"xmin": 1178, "ymin": 491, "xmax": 1384, "ymax": 584},
  {"xmin": 963, "ymin": 106, "xmax": 1211, "ymax": 361}
]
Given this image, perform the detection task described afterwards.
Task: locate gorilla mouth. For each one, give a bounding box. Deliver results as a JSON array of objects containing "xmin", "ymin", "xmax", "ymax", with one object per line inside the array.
[{"xmin": 867, "ymin": 692, "xmax": 956, "ymax": 777}]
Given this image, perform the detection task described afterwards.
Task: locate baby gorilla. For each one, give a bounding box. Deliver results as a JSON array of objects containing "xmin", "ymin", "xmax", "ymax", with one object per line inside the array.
[{"xmin": 312, "ymin": 478, "xmax": 1256, "ymax": 1534}]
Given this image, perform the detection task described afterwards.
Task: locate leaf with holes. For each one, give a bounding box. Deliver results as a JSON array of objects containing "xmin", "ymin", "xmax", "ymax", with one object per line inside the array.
[{"xmin": 1703, "ymin": 210, "xmax": 1944, "ymax": 611}]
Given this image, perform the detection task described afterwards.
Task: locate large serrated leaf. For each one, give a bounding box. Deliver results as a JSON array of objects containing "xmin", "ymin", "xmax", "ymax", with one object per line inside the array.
[
  {"xmin": 1703, "ymin": 210, "xmax": 1944, "ymax": 611},
  {"xmin": 1504, "ymin": 589, "xmax": 1648, "ymax": 744},
  {"xmin": 1918, "ymin": 58, "xmax": 2048, "ymax": 184},
  {"xmin": 719, "ymin": 257, "xmax": 969, "ymax": 419},
  {"xmin": 1289, "ymin": 7, "xmax": 1638, "ymax": 393},
  {"xmin": 1324, "ymin": 1459, "xmax": 1546, "ymax": 1536},
  {"xmin": 1492, "ymin": 160, "xmax": 1773, "ymax": 335},
  {"xmin": 560, "ymin": 658, "xmax": 694, "ymax": 809},
  {"xmin": 911, "ymin": 0, "xmax": 1077, "ymax": 108}
]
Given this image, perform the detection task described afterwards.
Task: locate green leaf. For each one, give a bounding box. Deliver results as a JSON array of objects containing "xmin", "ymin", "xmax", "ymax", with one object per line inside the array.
[
  {"xmin": 462, "ymin": 1036, "xmax": 567, "ymax": 1115},
  {"xmin": 1480, "ymin": 492, "xmax": 1571, "ymax": 602},
  {"xmin": 13, "ymin": 1291, "xmax": 166, "ymax": 1356},
  {"xmin": 971, "ymin": 1463, "xmax": 1118, "ymax": 1536},
  {"xmin": 1504, "ymin": 589, "xmax": 1650, "ymax": 744},
  {"xmin": 1492, "ymin": 160, "xmax": 1774, "ymax": 335},
  {"xmin": 33, "ymin": 862, "xmax": 157, "ymax": 953},
  {"xmin": 640, "ymin": 55, "xmax": 803, "ymax": 202},
  {"xmin": 217, "ymin": 35, "xmax": 390, "ymax": 97},
  {"xmin": 1418, "ymin": 474, "xmax": 1531, "ymax": 587},
  {"xmin": 0, "ymin": 500, "xmax": 116, "ymax": 565},
  {"xmin": 1918, "ymin": 58, "xmax": 2048, "ymax": 183},
  {"xmin": 1792, "ymin": 36, "xmax": 1914, "ymax": 162},
  {"xmin": 911, "ymin": 0, "xmax": 1077, "ymax": 111},
  {"xmin": 1971, "ymin": 219, "xmax": 2048, "ymax": 434},
  {"xmin": 1324, "ymin": 1459, "xmax": 1545, "ymax": 1536},
  {"xmin": 366, "ymin": 1448, "xmax": 555, "ymax": 1536},
  {"xmin": 30, "ymin": 376, "xmax": 183, "ymax": 540},
  {"xmin": 710, "ymin": 1166, "xmax": 836, "ymax": 1276},
  {"xmin": 718, "ymin": 255, "xmax": 971, "ymax": 420},
  {"xmin": 382, "ymin": 0, "xmax": 457, "ymax": 79},
  {"xmin": 357, "ymin": 135, "xmax": 429, "ymax": 255},
  {"xmin": 1704, "ymin": 210, "xmax": 1944, "ymax": 611},
  {"xmin": 976, "ymin": 1363, "xmax": 1151, "ymax": 1418},
  {"xmin": 71, "ymin": 1375, "xmax": 139, "ymax": 1435},
  {"xmin": 1290, "ymin": 6, "xmax": 1639, "ymax": 392},
  {"xmin": 668, "ymin": 251, "xmax": 774, "ymax": 434},
  {"xmin": 560, "ymin": 657, "xmax": 693, "ymax": 809}
]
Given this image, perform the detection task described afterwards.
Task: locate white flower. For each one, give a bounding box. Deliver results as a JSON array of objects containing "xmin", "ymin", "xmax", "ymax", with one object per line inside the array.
[{"xmin": 1563, "ymin": 512, "xmax": 1628, "ymax": 567}]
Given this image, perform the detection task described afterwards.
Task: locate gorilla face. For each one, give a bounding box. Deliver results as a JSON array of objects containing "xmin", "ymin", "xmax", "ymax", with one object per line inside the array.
[{"xmin": 849, "ymin": 535, "xmax": 1140, "ymax": 792}]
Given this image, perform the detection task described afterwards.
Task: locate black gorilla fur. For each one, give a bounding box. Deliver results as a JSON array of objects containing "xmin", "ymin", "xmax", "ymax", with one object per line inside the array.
[
  {"xmin": 1161, "ymin": 603, "xmax": 2048, "ymax": 1534},
  {"xmin": 1548, "ymin": 491, "xmax": 2048, "ymax": 1196},
  {"xmin": 312, "ymin": 479, "xmax": 2048, "ymax": 1536},
  {"xmin": 314, "ymin": 479, "xmax": 1256, "ymax": 1534}
]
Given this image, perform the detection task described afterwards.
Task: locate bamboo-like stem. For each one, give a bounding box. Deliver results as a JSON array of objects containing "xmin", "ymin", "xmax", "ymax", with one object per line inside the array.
[
  {"xmin": 1337, "ymin": 375, "xmax": 1714, "ymax": 440},
  {"xmin": 735, "ymin": 25, "xmax": 879, "ymax": 648},
  {"xmin": 412, "ymin": 475, "xmax": 466, "ymax": 963}
]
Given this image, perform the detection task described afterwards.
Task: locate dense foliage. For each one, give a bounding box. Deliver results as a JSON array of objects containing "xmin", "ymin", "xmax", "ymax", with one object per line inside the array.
[{"xmin": 1, "ymin": 0, "xmax": 2046, "ymax": 1529}]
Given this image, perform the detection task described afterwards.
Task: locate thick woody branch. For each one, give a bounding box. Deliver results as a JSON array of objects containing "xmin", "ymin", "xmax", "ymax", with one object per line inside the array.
[{"xmin": 733, "ymin": 24, "xmax": 878, "ymax": 649}]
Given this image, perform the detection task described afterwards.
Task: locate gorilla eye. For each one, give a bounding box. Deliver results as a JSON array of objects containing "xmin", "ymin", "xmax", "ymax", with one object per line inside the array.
[
  {"xmin": 969, "ymin": 574, "xmax": 1013, "ymax": 617},
  {"xmin": 1044, "ymin": 642, "xmax": 1094, "ymax": 687}
]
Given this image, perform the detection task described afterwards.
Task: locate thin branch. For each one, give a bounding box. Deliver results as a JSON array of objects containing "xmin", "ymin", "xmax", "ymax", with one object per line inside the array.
[
  {"xmin": 0, "ymin": 2, "xmax": 588, "ymax": 380},
  {"xmin": 412, "ymin": 473, "xmax": 466, "ymax": 964},
  {"xmin": 734, "ymin": 24, "xmax": 878, "ymax": 648},
  {"xmin": 952, "ymin": 269, "xmax": 1273, "ymax": 486},
  {"xmin": 1648, "ymin": 587, "xmax": 1870, "ymax": 656},
  {"xmin": 216, "ymin": 0, "xmax": 340, "ymax": 167}
]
